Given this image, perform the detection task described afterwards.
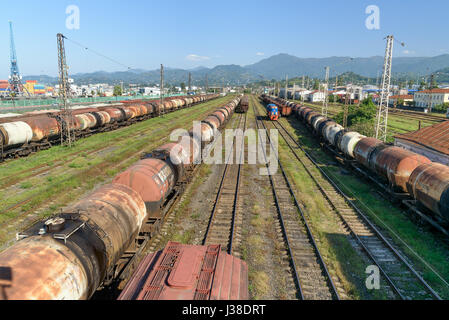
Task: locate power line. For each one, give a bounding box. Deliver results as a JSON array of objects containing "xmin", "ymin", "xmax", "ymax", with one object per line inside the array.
[{"xmin": 63, "ymin": 35, "xmax": 132, "ymax": 70}]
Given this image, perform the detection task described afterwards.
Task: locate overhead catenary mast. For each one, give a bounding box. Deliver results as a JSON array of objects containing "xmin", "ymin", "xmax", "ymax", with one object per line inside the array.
[
  {"xmin": 160, "ymin": 64, "xmax": 164, "ymax": 114},
  {"xmin": 57, "ymin": 33, "xmax": 75, "ymax": 147},
  {"xmin": 188, "ymin": 72, "xmax": 192, "ymax": 92},
  {"xmin": 375, "ymin": 35, "xmax": 401, "ymax": 142},
  {"xmin": 322, "ymin": 66, "xmax": 330, "ymax": 117}
]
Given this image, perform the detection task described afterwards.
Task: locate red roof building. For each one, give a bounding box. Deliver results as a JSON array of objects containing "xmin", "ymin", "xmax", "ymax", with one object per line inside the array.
[{"xmin": 395, "ymin": 120, "xmax": 449, "ymax": 166}]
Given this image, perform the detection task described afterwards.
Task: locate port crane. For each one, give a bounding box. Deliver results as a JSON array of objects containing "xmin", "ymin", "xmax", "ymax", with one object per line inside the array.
[{"xmin": 7, "ymin": 21, "xmax": 29, "ymax": 97}]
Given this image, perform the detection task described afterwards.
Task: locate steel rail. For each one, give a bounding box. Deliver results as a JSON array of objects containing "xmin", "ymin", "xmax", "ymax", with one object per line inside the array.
[
  {"xmin": 202, "ymin": 113, "xmax": 245, "ymax": 254},
  {"xmin": 252, "ymin": 96, "xmax": 340, "ymax": 300},
  {"xmin": 274, "ymin": 116, "xmax": 441, "ymax": 300}
]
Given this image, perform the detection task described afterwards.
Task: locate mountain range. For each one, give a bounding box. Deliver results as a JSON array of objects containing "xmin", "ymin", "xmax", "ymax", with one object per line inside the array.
[{"xmin": 23, "ymin": 53, "xmax": 449, "ymax": 86}]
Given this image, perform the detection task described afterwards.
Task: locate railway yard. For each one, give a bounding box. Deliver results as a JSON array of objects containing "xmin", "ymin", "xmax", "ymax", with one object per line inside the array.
[{"xmin": 0, "ymin": 93, "xmax": 449, "ymax": 301}]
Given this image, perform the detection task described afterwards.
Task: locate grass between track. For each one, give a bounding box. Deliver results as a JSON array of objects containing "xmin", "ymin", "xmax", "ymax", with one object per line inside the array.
[
  {"xmin": 279, "ymin": 109, "xmax": 449, "ymax": 299},
  {"xmin": 253, "ymin": 95, "xmax": 390, "ymax": 300}
]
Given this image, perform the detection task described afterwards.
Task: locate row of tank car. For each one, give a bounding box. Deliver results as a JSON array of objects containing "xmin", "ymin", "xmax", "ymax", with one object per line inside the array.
[
  {"xmin": 0, "ymin": 96, "xmax": 247, "ymax": 300},
  {"xmin": 267, "ymin": 95, "xmax": 449, "ymax": 229},
  {"xmin": 0, "ymin": 94, "xmax": 219, "ymax": 160}
]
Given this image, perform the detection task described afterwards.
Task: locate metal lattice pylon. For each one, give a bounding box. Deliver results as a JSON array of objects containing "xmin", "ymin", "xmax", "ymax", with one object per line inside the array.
[
  {"xmin": 57, "ymin": 33, "xmax": 75, "ymax": 147},
  {"xmin": 322, "ymin": 66, "xmax": 330, "ymax": 117},
  {"xmin": 375, "ymin": 35, "xmax": 394, "ymax": 142}
]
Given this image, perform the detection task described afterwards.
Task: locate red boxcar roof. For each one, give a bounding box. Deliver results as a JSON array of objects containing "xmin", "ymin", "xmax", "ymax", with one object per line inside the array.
[{"xmin": 118, "ymin": 241, "xmax": 248, "ymax": 300}]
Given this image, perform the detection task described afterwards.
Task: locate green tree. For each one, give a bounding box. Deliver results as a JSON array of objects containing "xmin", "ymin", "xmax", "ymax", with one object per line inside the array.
[
  {"xmin": 430, "ymin": 77, "xmax": 438, "ymax": 89},
  {"xmin": 433, "ymin": 102, "xmax": 449, "ymax": 113},
  {"xmin": 419, "ymin": 81, "xmax": 426, "ymax": 91},
  {"xmin": 180, "ymin": 82, "xmax": 186, "ymax": 92},
  {"xmin": 335, "ymin": 96, "xmax": 377, "ymax": 128},
  {"xmin": 113, "ymin": 85, "xmax": 122, "ymax": 96},
  {"xmin": 313, "ymin": 79, "xmax": 320, "ymax": 90}
]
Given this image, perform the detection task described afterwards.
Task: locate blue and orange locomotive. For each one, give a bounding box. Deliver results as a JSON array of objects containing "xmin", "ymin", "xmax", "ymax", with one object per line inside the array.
[{"xmin": 266, "ymin": 103, "xmax": 279, "ymax": 121}]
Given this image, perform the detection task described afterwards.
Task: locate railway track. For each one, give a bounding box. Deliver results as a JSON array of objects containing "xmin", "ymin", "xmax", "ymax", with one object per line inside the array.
[
  {"xmin": 0, "ymin": 113, "xmax": 191, "ymax": 191},
  {"xmin": 268, "ymin": 107, "xmax": 442, "ymax": 300},
  {"xmin": 389, "ymin": 108, "xmax": 446, "ymax": 122},
  {"xmin": 94, "ymin": 102, "xmax": 242, "ymax": 299},
  {"xmin": 251, "ymin": 96, "xmax": 340, "ymax": 300},
  {"xmin": 0, "ymin": 99, "xmax": 236, "ymax": 249},
  {"xmin": 203, "ymin": 113, "xmax": 247, "ymax": 255},
  {"xmin": 302, "ymin": 101, "xmax": 443, "ymax": 123}
]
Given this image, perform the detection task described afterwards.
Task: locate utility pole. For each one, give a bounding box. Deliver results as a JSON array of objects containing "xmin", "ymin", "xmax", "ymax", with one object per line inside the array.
[
  {"xmin": 188, "ymin": 72, "xmax": 192, "ymax": 92},
  {"xmin": 343, "ymin": 92, "xmax": 350, "ymax": 128},
  {"xmin": 57, "ymin": 33, "xmax": 74, "ymax": 147},
  {"xmin": 302, "ymin": 75, "xmax": 305, "ymax": 89},
  {"xmin": 205, "ymin": 74, "xmax": 209, "ymax": 94},
  {"xmin": 375, "ymin": 35, "xmax": 395, "ymax": 142},
  {"xmin": 427, "ymin": 74, "xmax": 434, "ymax": 112},
  {"xmin": 160, "ymin": 64, "xmax": 164, "ymax": 114},
  {"xmin": 285, "ymin": 75, "xmax": 288, "ymax": 99},
  {"xmin": 322, "ymin": 66, "xmax": 330, "ymax": 117}
]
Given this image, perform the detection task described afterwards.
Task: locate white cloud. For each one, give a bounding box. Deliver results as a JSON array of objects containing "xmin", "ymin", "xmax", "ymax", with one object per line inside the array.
[
  {"xmin": 186, "ymin": 54, "xmax": 210, "ymax": 61},
  {"xmin": 402, "ymin": 50, "xmax": 415, "ymax": 55},
  {"xmin": 256, "ymin": 52, "xmax": 265, "ymax": 56}
]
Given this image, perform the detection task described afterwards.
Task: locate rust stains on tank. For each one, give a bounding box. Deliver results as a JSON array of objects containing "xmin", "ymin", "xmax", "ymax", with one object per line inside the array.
[
  {"xmin": 68, "ymin": 183, "xmax": 147, "ymax": 271},
  {"xmin": 407, "ymin": 163, "xmax": 449, "ymax": 220},
  {"xmin": 353, "ymin": 137, "xmax": 384, "ymax": 168},
  {"xmin": 372, "ymin": 146, "xmax": 431, "ymax": 192},
  {"xmin": 23, "ymin": 116, "xmax": 60, "ymax": 142},
  {"xmin": 113, "ymin": 159, "xmax": 175, "ymax": 219},
  {"xmin": 203, "ymin": 116, "xmax": 220, "ymax": 133},
  {"xmin": 0, "ymin": 236, "xmax": 89, "ymax": 300}
]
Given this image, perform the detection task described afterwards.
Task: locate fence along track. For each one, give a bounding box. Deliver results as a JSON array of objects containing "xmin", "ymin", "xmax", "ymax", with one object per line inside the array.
[
  {"xmin": 271, "ymin": 113, "xmax": 441, "ymax": 300},
  {"xmin": 251, "ymin": 95, "xmax": 339, "ymax": 300},
  {"xmin": 203, "ymin": 113, "xmax": 246, "ymax": 254}
]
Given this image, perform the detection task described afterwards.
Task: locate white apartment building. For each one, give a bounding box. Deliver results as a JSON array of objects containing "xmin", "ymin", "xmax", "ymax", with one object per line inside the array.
[
  {"xmin": 294, "ymin": 89, "xmax": 311, "ymax": 100},
  {"xmin": 414, "ymin": 89, "xmax": 449, "ymax": 109},
  {"xmin": 308, "ymin": 90, "xmax": 326, "ymax": 102}
]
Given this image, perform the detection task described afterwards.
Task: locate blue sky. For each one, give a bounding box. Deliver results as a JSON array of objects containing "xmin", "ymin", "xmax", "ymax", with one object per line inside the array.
[{"xmin": 0, "ymin": 0, "xmax": 448, "ymax": 78}]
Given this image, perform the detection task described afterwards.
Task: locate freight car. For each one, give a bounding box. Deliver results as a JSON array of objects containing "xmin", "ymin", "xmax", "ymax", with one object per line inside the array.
[
  {"xmin": 235, "ymin": 95, "xmax": 249, "ymax": 113},
  {"xmin": 0, "ymin": 94, "xmax": 220, "ymax": 162},
  {"xmin": 0, "ymin": 96, "xmax": 242, "ymax": 300},
  {"xmin": 261, "ymin": 94, "xmax": 294, "ymax": 116},
  {"xmin": 118, "ymin": 242, "xmax": 248, "ymax": 300},
  {"xmin": 273, "ymin": 95, "xmax": 449, "ymax": 234}
]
